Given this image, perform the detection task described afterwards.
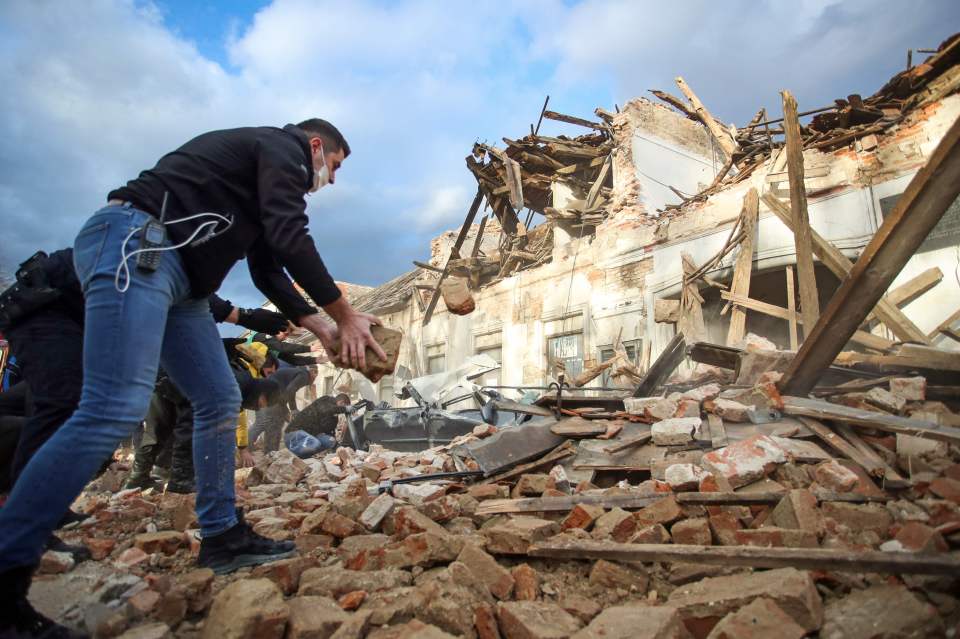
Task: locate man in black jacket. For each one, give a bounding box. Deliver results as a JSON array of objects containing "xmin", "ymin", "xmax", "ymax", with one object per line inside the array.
[{"xmin": 0, "ymin": 119, "xmax": 384, "ymax": 638}]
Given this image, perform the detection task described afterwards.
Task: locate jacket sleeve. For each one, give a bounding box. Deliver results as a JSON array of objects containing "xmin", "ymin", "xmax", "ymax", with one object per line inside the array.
[
  {"xmin": 246, "ymin": 238, "xmax": 316, "ymax": 322},
  {"xmin": 254, "ymin": 130, "xmax": 343, "ymax": 308},
  {"xmin": 254, "ymin": 333, "xmax": 311, "ymax": 355},
  {"xmin": 207, "ymin": 294, "xmax": 234, "ymax": 323}
]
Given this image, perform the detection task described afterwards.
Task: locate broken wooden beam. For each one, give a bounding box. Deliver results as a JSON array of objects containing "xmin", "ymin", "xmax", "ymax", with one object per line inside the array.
[
  {"xmin": 528, "ymin": 540, "xmax": 960, "ymax": 575},
  {"xmin": 763, "ymin": 193, "xmax": 931, "ymax": 344},
  {"xmin": 797, "ymin": 416, "xmax": 885, "ymax": 477},
  {"xmin": 603, "ymin": 432, "xmax": 652, "ymax": 454},
  {"xmin": 782, "ymin": 396, "xmax": 960, "ymax": 444},
  {"xmin": 675, "ymin": 76, "xmax": 737, "ymax": 158},
  {"xmin": 479, "ymin": 441, "xmax": 575, "ymax": 485},
  {"xmin": 884, "ymin": 267, "xmax": 944, "ymax": 308},
  {"xmin": 778, "ymin": 115, "xmax": 960, "ymax": 394},
  {"xmin": 782, "ymin": 90, "xmax": 821, "ymax": 333},
  {"xmin": 633, "ymin": 333, "xmax": 686, "ymax": 397},
  {"xmin": 542, "ymin": 110, "xmax": 605, "ymax": 130},
  {"xmin": 785, "ymin": 265, "xmax": 799, "ymax": 350},
  {"xmin": 725, "ymin": 188, "xmax": 759, "ymax": 346}
]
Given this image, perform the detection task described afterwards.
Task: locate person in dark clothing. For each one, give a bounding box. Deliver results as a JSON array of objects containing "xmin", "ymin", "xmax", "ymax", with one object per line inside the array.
[
  {"xmin": 124, "ymin": 374, "xmax": 195, "ymax": 493},
  {"xmin": 288, "ymin": 393, "xmax": 351, "ymax": 439},
  {"xmin": 1, "ymin": 117, "xmax": 386, "ymax": 639},
  {"xmin": 252, "ymin": 330, "xmax": 319, "ymax": 367},
  {"xmin": 249, "ymin": 366, "xmax": 313, "ymax": 452}
]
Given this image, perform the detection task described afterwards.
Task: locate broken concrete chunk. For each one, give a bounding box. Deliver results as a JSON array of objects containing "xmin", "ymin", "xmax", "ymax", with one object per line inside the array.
[
  {"xmin": 635, "ymin": 495, "xmax": 683, "ymax": 526},
  {"xmin": 484, "ymin": 517, "xmax": 560, "ymax": 555},
  {"xmin": 512, "ymin": 563, "xmax": 540, "ymax": 601},
  {"xmin": 591, "ymin": 508, "xmax": 637, "ymax": 542},
  {"xmin": 359, "ymin": 493, "xmax": 396, "ymax": 531},
  {"xmin": 865, "ymin": 386, "xmax": 906, "ymax": 414},
  {"xmin": 457, "ymin": 543, "xmax": 515, "ymax": 600},
  {"xmin": 701, "ymin": 435, "xmax": 787, "ymax": 489},
  {"xmin": 889, "ymin": 377, "xmax": 926, "ymax": 402},
  {"xmin": 496, "ymin": 601, "xmax": 584, "ymax": 639},
  {"xmin": 624, "ymin": 397, "xmax": 679, "ymax": 421},
  {"xmin": 665, "ymin": 464, "xmax": 708, "ymax": 491},
  {"xmin": 820, "ymin": 584, "xmax": 943, "ymax": 639},
  {"xmin": 667, "ymin": 567, "xmax": 823, "ymax": 634},
  {"xmin": 651, "ymin": 417, "xmax": 700, "ymax": 446},
  {"xmin": 201, "ymin": 578, "xmax": 288, "ymax": 639},
  {"xmin": 734, "ymin": 527, "xmax": 819, "ymax": 548},
  {"xmin": 440, "ymin": 276, "xmax": 476, "ymax": 316},
  {"xmin": 571, "ymin": 604, "xmax": 690, "ymax": 639},
  {"xmin": 706, "ymin": 597, "xmax": 805, "ymax": 639},
  {"xmin": 298, "ymin": 568, "xmax": 413, "ymax": 598},
  {"xmin": 286, "ymin": 596, "xmax": 350, "ymax": 639},
  {"xmin": 587, "ymin": 559, "xmax": 648, "ymax": 592},
  {"xmin": 670, "ymin": 518, "xmax": 712, "ymax": 546},
  {"xmin": 892, "ymin": 521, "xmax": 949, "ymax": 553},
  {"xmin": 707, "ymin": 398, "xmax": 753, "ymax": 423},
  {"xmin": 771, "ymin": 489, "xmax": 823, "ymax": 535},
  {"xmin": 813, "ymin": 460, "xmax": 859, "ymax": 493}
]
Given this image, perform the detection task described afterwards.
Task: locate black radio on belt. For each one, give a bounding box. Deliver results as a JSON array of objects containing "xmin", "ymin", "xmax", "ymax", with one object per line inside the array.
[{"xmin": 135, "ymin": 192, "xmax": 169, "ymax": 272}]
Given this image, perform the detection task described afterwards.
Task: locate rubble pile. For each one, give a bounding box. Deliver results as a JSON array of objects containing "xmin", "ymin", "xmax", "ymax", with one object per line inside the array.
[{"xmin": 37, "ymin": 354, "xmax": 960, "ymax": 637}]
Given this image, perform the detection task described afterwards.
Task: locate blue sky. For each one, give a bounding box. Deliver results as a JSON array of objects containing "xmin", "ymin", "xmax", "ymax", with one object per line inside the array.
[{"xmin": 1, "ymin": 0, "xmax": 958, "ymax": 329}]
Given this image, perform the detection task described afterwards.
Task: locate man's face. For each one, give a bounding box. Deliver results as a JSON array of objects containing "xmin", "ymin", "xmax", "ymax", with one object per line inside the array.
[
  {"xmin": 262, "ymin": 364, "xmax": 277, "ymax": 377},
  {"xmin": 257, "ymin": 394, "xmax": 270, "ymax": 409},
  {"xmin": 310, "ymin": 137, "xmax": 346, "ymax": 186}
]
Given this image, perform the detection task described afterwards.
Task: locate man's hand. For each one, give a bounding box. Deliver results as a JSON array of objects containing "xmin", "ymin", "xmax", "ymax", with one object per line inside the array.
[
  {"xmin": 299, "ymin": 313, "xmax": 340, "ymax": 359},
  {"xmin": 237, "ymin": 448, "xmax": 256, "ymax": 468},
  {"xmin": 335, "ymin": 311, "xmax": 386, "ymax": 370},
  {"xmin": 236, "ymin": 307, "xmax": 288, "ymax": 334}
]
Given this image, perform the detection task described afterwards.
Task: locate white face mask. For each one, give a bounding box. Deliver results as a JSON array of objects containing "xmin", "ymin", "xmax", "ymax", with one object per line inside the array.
[{"xmin": 310, "ymin": 143, "xmax": 330, "ymax": 193}]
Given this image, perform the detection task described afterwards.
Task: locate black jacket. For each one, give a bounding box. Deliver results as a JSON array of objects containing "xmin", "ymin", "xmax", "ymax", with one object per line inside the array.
[{"xmin": 108, "ymin": 124, "xmax": 342, "ymax": 321}]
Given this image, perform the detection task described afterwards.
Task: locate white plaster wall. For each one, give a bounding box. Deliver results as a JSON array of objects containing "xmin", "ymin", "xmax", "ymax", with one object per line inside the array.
[{"xmin": 632, "ymin": 131, "xmax": 719, "ymax": 215}]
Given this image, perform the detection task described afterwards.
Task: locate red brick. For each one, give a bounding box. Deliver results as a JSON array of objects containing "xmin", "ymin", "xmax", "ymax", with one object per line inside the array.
[
  {"xmin": 338, "ymin": 590, "xmax": 367, "ymax": 611},
  {"xmin": 588, "ymin": 560, "xmax": 648, "ymax": 592},
  {"xmin": 512, "ymin": 564, "xmax": 539, "ymax": 601},
  {"xmin": 708, "ymin": 513, "xmax": 741, "ymax": 546},
  {"xmin": 671, "ymin": 518, "xmax": 712, "ymax": 546},
  {"xmin": 635, "ymin": 496, "xmax": 683, "ymax": 526},
  {"xmin": 630, "ymin": 524, "xmax": 671, "ymax": 544},
  {"xmin": 734, "ymin": 527, "xmax": 818, "ymax": 548},
  {"xmin": 930, "ymin": 477, "xmax": 960, "ymax": 504},
  {"xmin": 701, "ymin": 435, "xmax": 786, "ymax": 489},
  {"xmin": 458, "ymin": 544, "xmax": 515, "ymax": 600},
  {"xmin": 475, "ymin": 604, "xmax": 502, "ymax": 639},
  {"xmin": 83, "ymin": 537, "xmax": 116, "ymax": 561},
  {"xmin": 707, "ymin": 597, "xmax": 805, "ymax": 639},
  {"xmin": 561, "ymin": 504, "xmax": 604, "ymax": 531},
  {"xmin": 484, "ymin": 517, "xmax": 559, "ymax": 555},
  {"xmin": 893, "ymin": 522, "xmax": 948, "ymax": 553},
  {"xmin": 591, "ymin": 508, "xmax": 637, "ymax": 542},
  {"xmin": 497, "ymin": 601, "xmax": 583, "ymax": 638},
  {"xmin": 133, "ymin": 531, "xmax": 185, "ymax": 556},
  {"xmin": 813, "ymin": 460, "xmax": 858, "ymax": 493}
]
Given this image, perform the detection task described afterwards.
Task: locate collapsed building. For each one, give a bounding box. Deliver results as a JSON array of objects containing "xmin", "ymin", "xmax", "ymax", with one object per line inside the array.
[{"xmin": 298, "ymin": 34, "xmax": 960, "ymax": 407}]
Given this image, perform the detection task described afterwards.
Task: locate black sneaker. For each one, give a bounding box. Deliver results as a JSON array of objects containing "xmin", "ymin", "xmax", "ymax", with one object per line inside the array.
[
  {"xmin": 196, "ymin": 513, "xmax": 295, "ymax": 575},
  {"xmin": 44, "ymin": 535, "xmax": 91, "ymax": 563},
  {"xmin": 55, "ymin": 510, "xmax": 88, "ymax": 529}
]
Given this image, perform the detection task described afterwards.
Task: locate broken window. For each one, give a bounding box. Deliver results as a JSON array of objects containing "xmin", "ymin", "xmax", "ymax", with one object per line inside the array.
[
  {"xmin": 546, "ymin": 332, "xmax": 583, "ymax": 380},
  {"xmin": 426, "ymin": 343, "xmax": 446, "ymax": 375},
  {"xmin": 476, "ymin": 345, "xmax": 502, "ymax": 388},
  {"xmin": 598, "ymin": 339, "xmax": 643, "ymax": 386}
]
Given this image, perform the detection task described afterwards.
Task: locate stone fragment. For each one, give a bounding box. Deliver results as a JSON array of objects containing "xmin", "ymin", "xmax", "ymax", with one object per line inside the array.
[
  {"xmin": 418, "ymin": 574, "xmax": 492, "ymax": 637},
  {"xmin": 38, "ymin": 550, "xmax": 75, "ymax": 574},
  {"xmin": 930, "ymin": 477, "xmax": 960, "ymax": 504},
  {"xmin": 286, "ymin": 596, "xmax": 350, "ymax": 639},
  {"xmin": 889, "ymin": 377, "xmax": 926, "ymax": 402},
  {"xmin": 387, "ymin": 506, "xmax": 450, "ymax": 538},
  {"xmin": 298, "ymin": 568, "xmax": 413, "ymax": 598},
  {"xmin": 635, "ymin": 496, "xmax": 683, "ymax": 526},
  {"xmin": 561, "ymin": 504, "xmax": 604, "ymax": 531},
  {"xmin": 865, "ymin": 386, "xmax": 906, "ymax": 413},
  {"xmin": 514, "ymin": 474, "xmax": 551, "ymax": 497},
  {"xmin": 177, "ymin": 568, "xmax": 214, "ymax": 613},
  {"xmin": 114, "ymin": 547, "xmax": 150, "ymax": 569},
  {"xmin": 707, "ymin": 399, "xmax": 753, "ymax": 423},
  {"xmin": 665, "ymin": 464, "xmax": 708, "ymax": 491},
  {"xmin": 734, "ymin": 527, "xmax": 818, "ymax": 548},
  {"xmin": 300, "ymin": 508, "xmax": 363, "ymax": 539},
  {"xmin": 469, "ymin": 484, "xmax": 510, "ymax": 501},
  {"xmin": 263, "ymin": 452, "xmax": 309, "ymax": 485},
  {"xmin": 351, "ymin": 532, "xmax": 462, "ymax": 570},
  {"xmin": 473, "ymin": 423, "xmax": 498, "ymax": 439},
  {"xmin": 362, "ymin": 587, "xmax": 426, "ymax": 626},
  {"xmin": 708, "ymin": 512, "xmax": 741, "ymax": 546},
  {"xmin": 820, "ymin": 584, "xmax": 943, "ymax": 639},
  {"xmin": 588, "ymin": 560, "xmax": 648, "ymax": 592},
  {"xmin": 84, "ymin": 537, "xmax": 117, "ymax": 561},
  {"xmin": 512, "ymin": 564, "xmax": 539, "ymax": 601},
  {"xmin": 813, "ymin": 460, "xmax": 859, "ymax": 492},
  {"xmin": 591, "ymin": 508, "xmax": 637, "ymax": 542},
  {"xmin": 675, "ymin": 399, "xmax": 701, "ymax": 418},
  {"xmin": 683, "ymin": 384, "xmax": 721, "ymax": 402},
  {"xmin": 559, "ymin": 596, "xmax": 602, "ymax": 624},
  {"xmin": 821, "ymin": 502, "xmax": 893, "ymax": 537},
  {"xmin": 572, "ymin": 604, "xmax": 691, "ymax": 639},
  {"xmin": 624, "ymin": 397, "xmax": 678, "ymax": 421},
  {"xmin": 84, "ymin": 602, "xmax": 129, "ymax": 638},
  {"xmin": 701, "ymin": 435, "xmax": 786, "ymax": 489},
  {"xmin": 496, "ymin": 601, "xmax": 583, "ymax": 639},
  {"xmin": 367, "ymin": 620, "xmax": 456, "ymax": 639},
  {"xmin": 630, "ymin": 524, "xmax": 671, "ymax": 544},
  {"xmin": 652, "ymin": 417, "xmax": 700, "ymax": 446},
  {"xmin": 475, "ymin": 604, "xmax": 502, "ymax": 639},
  {"xmin": 549, "ymin": 465, "xmax": 570, "ymax": 493},
  {"xmin": 115, "ymin": 623, "xmax": 172, "ymax": 639},
  {"xmin": 420, "ymin": 495, "xmax": 461, "ymax": 523},
  {"xmin": 706, "ymin": 597, "xmax": 805, "ymax": 639},
  {"xmin": 441, "ymin": 276, "xmax": 476, "ymax": 315},
  {"xmin": 251, "ymin": 556, "xmax": 316, "ymax": 595},
  {"xmin": 893, "ymin": 522, "xmax": 948, "ymax": 553},
  {"xmin": 127, "ymin": 590, "xmax": 161, "ymax": 617},
  {"xmin": 154, "ymin": 590, "xmax": 187, "ymax": 628},
  {"xmin": 458, "ymin": 543, "xmax": 515, "ymax": 600},
  {"xmin": 338, "ymin": 591, "xmax": 366, "ymax": 611},
  {"xmin": 770, "ymin": 489, "xmax": 823, "ymax": 535},
  {"xmin": 329, "ymin": 611, "xmax": 372, "ymax": 639},
  {"xmin": 670, "ymin": 518, "xmax": 712, "ymax": 546},
  {"xmin": 484, "ymin": 517, "xmax": 559, "ymax": 555},
  {"xmin": 201, "ymin": 578, "xmax": 288, "ymax": 639},
  {"xmin": 667, "ymin": 568, "xmax": 822, "ymax": 634}
]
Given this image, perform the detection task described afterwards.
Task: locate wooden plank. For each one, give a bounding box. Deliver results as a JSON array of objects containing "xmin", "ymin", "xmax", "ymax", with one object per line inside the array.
[
  {"xmin": 551, "ymin": 417, "xmax": 608, "ymax": 438},
  {"xmin": 884, "ymin": 267, "xmax": 943, "ymax": 307},
  {"xmin": 782, "ymin": 90, "xmax": 820, "ymax": 333},
  {"xmin": 785, "ymin": 266, "xmax": 798, "ymax": 350},
  {"xmin": 763, "ymin": 194, "xmax": 930, "ymax": 344},
  {"xmin": 675, "ymin": 76, "xmax": 737, "ymax": 158},
  {"xmin": 928, "ymin": 307, "xmax": 960, "ymax": 341},
  {"xmin": 679, "ymin": 253, "xmax": 706, "ymax": 342},
  {"xmin": 542, "ymin": 110, "xmax": 605, "ymax": 130},
  {"xmin": 412, "ymin": 260, "xmax": 444, "ymax": 273},
  {"xmin": 707, "ymin": 414, "xmax": 727, "ymax": 449},
  {"xmin": 584, "ymin": 154, "xmax": 612, "ymax": 210},
  {"xmin": 648, "ymin": 89, "xmax": 697, "ymax": 120},
  {"xmin": 797, "ymin": 416, "xmax": 885, "ymax": 477},
  {"xmin": 833, "ymin": 349, "xmax": 960, "ymax": 374},
  {"xmin": 529, "ymin": 540, "xmax": 960, "ymax": 575},
  {"xmin": 835, "ymin": 423, "xmax": 910, "ymax": 488},
  {"xmin": 479, "ymin": 441, "xmax": 575, "ymax": 485},
  {"xmin": 782, "ymin": 396, "xmax": 960, "ymax": 444},
  {"xmin": 778, "ymin": 116, "xmax": 960, "ymax": 394},
  {"xmin": 687, "ymin": 342, "xmax": 740, "ymax": 370},
  {"xmin": 633, "ymin": 333, "xmax": 687, "ymax": 397},
  {"xmin": 470, "ymin": 215, "xmax": 489, "ymax": 259},
  {"xmin": 719, "ymin": 291, "xmax": 895, "ymax": 351},
  {"xmin": 477, "ymin": 493, "xmax": 661, "ymax": 515},
  {"xmin": 603, "ymin": 432, "xmax": 652, "ymax": 454},
  {"xmin": 422, "ymin": 189, "xmax": 484, "ymax": 325},
  {"xmin": 726, "ymin": 188, "xmax": 759, "ymax": 346},
  {"xmin": 489, "ymin": 398, "xmax": 555, "ymax": 418}
]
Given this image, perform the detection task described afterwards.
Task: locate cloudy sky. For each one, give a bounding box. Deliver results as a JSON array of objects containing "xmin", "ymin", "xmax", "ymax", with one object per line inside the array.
[{"xmin": 1, "ymin": 0, "xmax": 957, "ymax": 318}]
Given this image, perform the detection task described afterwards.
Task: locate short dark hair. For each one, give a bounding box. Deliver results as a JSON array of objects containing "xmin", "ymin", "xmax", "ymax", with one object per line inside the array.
[
  {"xmin": 335, "ymin": 393, "xmax": 351, "ymax": 404},
  {"xmin": 297, "ymin": 118, "xmax": 350, "ymax": 158},
  {"xmin": 262, "ymin": 354, "xmax": 279, "ymax": 371}
]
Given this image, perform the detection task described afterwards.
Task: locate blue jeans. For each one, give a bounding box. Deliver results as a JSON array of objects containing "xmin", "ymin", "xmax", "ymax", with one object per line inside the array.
[{"xmin": 0, "ymin": 205, "xmax": 242, "ymax": 572}]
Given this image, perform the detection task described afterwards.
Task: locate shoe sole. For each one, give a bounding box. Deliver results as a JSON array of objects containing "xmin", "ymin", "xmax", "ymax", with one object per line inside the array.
[{"xmin": 202, "ymin": 549, "xmax": 296, "ymax": 575}]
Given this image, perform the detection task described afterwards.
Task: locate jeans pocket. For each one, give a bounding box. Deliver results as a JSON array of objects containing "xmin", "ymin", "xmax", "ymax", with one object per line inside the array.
[{"xmin": 73, "ymin": 221, "xmax": 110, "ymax": 289}]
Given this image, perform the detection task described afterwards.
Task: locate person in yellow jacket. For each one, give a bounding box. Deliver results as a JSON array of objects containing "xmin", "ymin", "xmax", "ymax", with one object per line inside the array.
[{"xmin": 232, "ymin": 341, "xmax": 280, "ymax": 467}]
